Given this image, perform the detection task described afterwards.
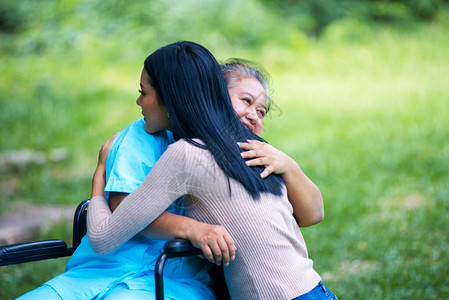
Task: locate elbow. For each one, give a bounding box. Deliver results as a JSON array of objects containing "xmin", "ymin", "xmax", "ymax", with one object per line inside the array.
[
  {"xmin": 309, "ymin": 193, "xmax": 325, "ymax": 225},
  {"xmin": 89, "ymin": 238, "xmax": 113, "ymax": 255},
  {"xmin": 295, "ymin": 202, "xmax": 325, "ymax": 227},
  {"xmin": 87, "ymin": 230, "xmax": 114, "ymax": 255},
  {"xmin": 309, "ymin": 200, "xmax": 325, "ymax": 225},
  {"xmin": 313, "ymin": 207, "xmax": 325, "ymax": 225},
  {"xmin": 297, "ymin": 211, "xmax": 324, "ymax": 227}
]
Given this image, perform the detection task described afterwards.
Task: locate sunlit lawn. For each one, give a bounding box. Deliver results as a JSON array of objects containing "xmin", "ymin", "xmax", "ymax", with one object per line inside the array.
[
  {"xmin": 262, "ymin": 20, "xmax": 449, "ymax": 299},
  {"xmin": 1, "ymin": 19, "xmax": 448, "ymax": 299}
]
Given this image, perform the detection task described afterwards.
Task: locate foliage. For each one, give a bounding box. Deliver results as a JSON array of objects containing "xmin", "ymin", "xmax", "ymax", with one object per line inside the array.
[{"xmin": 261, "ymin": 0, "xmax": 449, "ymax": 36}]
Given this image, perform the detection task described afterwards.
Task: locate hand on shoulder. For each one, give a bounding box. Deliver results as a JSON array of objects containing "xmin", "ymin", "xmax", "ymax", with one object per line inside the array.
[
  {"xmin": 238, "ymin": 139, "xmax": 294, "ymax": 179},
  {"xmin": 91, "ymin": 131, "xmax": 121, "ymax": 198}
]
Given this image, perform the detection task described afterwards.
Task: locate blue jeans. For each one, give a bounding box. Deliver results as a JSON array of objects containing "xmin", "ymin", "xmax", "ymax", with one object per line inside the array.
[{"xmin": 292, "ymin": 281, "xmax": 337, "ymax": 300}]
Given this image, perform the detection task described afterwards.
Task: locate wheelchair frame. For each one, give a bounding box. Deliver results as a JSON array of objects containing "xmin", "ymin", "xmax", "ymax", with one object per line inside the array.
[{"xmin": 0, "ymin": 200, "xmax": 229, "ymax": 300}]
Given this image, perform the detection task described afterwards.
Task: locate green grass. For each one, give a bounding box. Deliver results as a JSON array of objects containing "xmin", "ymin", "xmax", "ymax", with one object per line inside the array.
[
  {"xmin": 1, "ymin": 7, "xmax": 448, "ymax": 299},
  {"xmin": 261, "ymin": 19, "xmax": 449, "ymax": 299}
]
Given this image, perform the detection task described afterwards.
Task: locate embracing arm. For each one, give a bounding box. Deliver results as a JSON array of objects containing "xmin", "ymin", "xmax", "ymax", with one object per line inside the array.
[
  {"xmin": 281, "ymin": 159, "xmax": 324, "ymax": 226},
  {"xmin": 239, "ymin": 140, "xmax": 324, "ymax": 227},
  {"xmin": 90, "ymin": 136, "xmax": 235, "ymax": 264},
  {"xmin": 89, "ymin": 140, "xmax": 235, "ymax": 265},
  {"xmin": 107, "ymin": 195, "xmax": 236, "ymax": 266},
  {"xmin": 91, "ymin": 132, "xmax": 120, "ymax": 199},
  {"xmin": 142, "ymin": 211, "xmax": 236, "ymax": 266},
  {"xmin": 88, "ymin": 143, "xmax": 188, "ymax": 254}
]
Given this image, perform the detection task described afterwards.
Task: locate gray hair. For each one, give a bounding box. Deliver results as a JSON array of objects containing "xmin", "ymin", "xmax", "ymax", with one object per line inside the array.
[{"xmin": 221, "ymin": 58, "xmax": 273, "ymax": 112}]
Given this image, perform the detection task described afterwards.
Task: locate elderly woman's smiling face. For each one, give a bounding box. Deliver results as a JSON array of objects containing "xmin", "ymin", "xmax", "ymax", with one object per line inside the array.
[{"xmin": 228, "ymin": 76, "xmax": 267, "ymax": 135}]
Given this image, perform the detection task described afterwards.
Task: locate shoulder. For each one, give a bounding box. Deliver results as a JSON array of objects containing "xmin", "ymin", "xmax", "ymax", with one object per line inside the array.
[
  {"xmin": 165, "ymin": 139, "xmax": 190, "ymax": 154},
  {"xmin": 105, "ymin": 118, "xmax": 165, "ymax": 176},
  {"xmin": 162, "ymin": 139, "xmax": 209, "ymax": 164},
  {"xmin": 105, "ymin": 119, "xmax": 169, "ymax": 194},
  {"xmin": 167, "ymin": 139, "xmax": 206, "ymax": 153},
  {"xmin": 113, "ymin": 119, "xmax": 172, "ymax": 156}
]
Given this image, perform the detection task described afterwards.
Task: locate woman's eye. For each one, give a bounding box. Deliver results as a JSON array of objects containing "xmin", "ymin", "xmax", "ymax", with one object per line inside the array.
[
  {"xmin": 257, "ymin": 109, "xmax": 266, "ymax": 118},
  {"xmin": 138, "ymin": 89, "xmax": 145, "ymax": 96},
  {"xmin": 242, "ymin": 98, "xmax": 251, "ymax": 104}
]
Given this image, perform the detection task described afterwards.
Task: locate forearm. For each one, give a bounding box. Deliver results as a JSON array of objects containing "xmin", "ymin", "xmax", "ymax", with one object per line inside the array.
[
  {"xmin": 142, "ymin": 209, "xmax": 237, "ymax": 266},
  {"xmin": 87, "ymin": 195, "xmax": 127, "ymax": 254},
  {"xmin": 140, "ymin": 210, "xmax": 200, "ymax": 240},
  {"xmin": 108, "ymin": 194, "xmax": 193, "ymax": 240},
  {"xmin": 91, "ymin": 165, "xmax": 106, "ymax": 198},
  {"xmin": 283, "ymin": 159, "xmax": 324, "ymax": 227},
  {"xmin": 87, "ymin": 190, "xmax": 170, "ymax": 254},
  {"xmin": 91, "ymin": 131, "xmax": 119, "ymax": 198}
]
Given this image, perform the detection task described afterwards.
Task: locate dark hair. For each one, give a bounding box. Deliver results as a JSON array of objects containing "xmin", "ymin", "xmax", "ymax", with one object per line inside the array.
[
  {"xmin": 144, "ymin": 41, "xmax": 284, "ymax": 198},
  {"xmin": 221, "ymin": 58, "xmax": 273, "ymax": 113}
]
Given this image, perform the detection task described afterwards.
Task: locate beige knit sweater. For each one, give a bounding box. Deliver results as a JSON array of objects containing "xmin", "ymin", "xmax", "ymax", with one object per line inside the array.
[{"xmin": 88, "ymin": 139, "xmax": 321, "ymax": 299}]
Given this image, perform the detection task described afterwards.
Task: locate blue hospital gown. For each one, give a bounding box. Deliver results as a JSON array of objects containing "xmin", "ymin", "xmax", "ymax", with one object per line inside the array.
[{"xmin": 31, "ymin": 119, "xmax": 214, "ymax": 300}]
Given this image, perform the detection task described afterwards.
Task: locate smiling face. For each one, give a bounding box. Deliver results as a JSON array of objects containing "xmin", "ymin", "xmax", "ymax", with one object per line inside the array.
[
  {"xmin": 228, "ymin": 76, "xmax": 267, "ymax": 135},
  {"xmin": 136, "ymin": 68, "xmax": 171, "ymax": 134}
]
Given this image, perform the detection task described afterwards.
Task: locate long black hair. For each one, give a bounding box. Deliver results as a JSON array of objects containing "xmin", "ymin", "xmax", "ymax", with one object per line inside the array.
[{"xmin": 144, "ymin": 41, "xmax": 284, "ymax": 198}]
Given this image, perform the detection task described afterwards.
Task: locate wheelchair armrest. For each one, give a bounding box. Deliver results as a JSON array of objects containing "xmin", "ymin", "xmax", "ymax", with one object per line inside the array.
[
  {"xmin": 163, "ymin": 238, "xmax": 202, "ymax": 256},
  {"xmin": 0, "ymin": 239, "xmax": 69, "ymax": 266}
]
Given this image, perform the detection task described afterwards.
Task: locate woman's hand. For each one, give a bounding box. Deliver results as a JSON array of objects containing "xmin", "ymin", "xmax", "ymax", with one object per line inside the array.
[
  {"xmin": 238, "ymin": 139, "xmax": 293, "ymax": 178},
  {"xmin": 98, "ymin": 131, "xmax": 120, "ymax": 167},
  {"xmin": 185, "ymin": 222, "xmax": 236, "ymax": 267},
  {"xmin": 90, "ymin": 132, "xmax": 120, "ymax": 198},
  {"xmin": 239, "ymin": 139, "xmax": 324, "ymax": 227},
  {"xmin": 140, "ymin": 211, "xmax": 236, "ymax": 266}
]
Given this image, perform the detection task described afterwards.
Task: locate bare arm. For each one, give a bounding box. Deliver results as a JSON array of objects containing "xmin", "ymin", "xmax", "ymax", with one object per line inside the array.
[
  {"xmin": 239, "ymin": 140, "xmax": 324, "ymax": 227},
  {"xmin": 90, "ymin": 132, "xmax": 119, "ymax": 198}
]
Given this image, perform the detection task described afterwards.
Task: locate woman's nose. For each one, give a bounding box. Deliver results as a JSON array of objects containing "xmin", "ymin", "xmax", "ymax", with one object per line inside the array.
[
  {"xmin": 136, "ymin": 96, "xmax": 142, "ymax": 106},
  {"xmin": 246, "ymin": 109, "xmax": 258, "ymax": 124}
]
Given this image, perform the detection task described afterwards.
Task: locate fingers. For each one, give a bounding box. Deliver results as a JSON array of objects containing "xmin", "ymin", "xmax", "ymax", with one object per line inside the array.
[
  {"xmin": 244, "ymin": 156, "xmax": 275, "ymax": 178},
  {"xmin": 238, "ymin": 140, "xmax": 269, "ymax": 159},
  {"xmin": 240, "ymin": 149, "xmax": 263, "ymax": 159},
  {"xmin": 213, "ymin": 233, "xmax": 236, "ymax": 267},
  {"xmin": 223, "ymin": 233, "xmax": 236, "ymax": 264},
  {"xmin": 199, "ymin": 245, "xmax": 215, "ymax": 264},
  {"xmin": 98, "ymin": 131, "xmax": 121, "ymax": 165},
  {"xmin": 260, "ymin": 166, "xmax": 274, "ymax": 178},
  {"xmin": 210, "ymin": 239, "xmax": 225, "ymax": 266},
  {"xmin": 239, "ymin": 140, "xmax": 291, "ymax": 177},
  {"xmin": 245, "ymin": 158, "xmax": 274, "ymax": 178},
  {"xmin": 101, "ymin": 131, "xmax": 120, "ymax": 153},
  {"xmin": 195, "ymin": 225, "xmax": 236, "ymax": 267},
  {"xmin": 245, "ymin": 156, "xmax": 267, "ymax": 167},
  {"xmin": 237, "ymin": 140, "xmax": 265, "ymax": 151}
]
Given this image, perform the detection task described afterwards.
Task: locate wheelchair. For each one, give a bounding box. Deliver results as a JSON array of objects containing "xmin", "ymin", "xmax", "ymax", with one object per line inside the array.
[{"xmin": 0, "ymin": 200, "xmax": 230, "ymax": 300}]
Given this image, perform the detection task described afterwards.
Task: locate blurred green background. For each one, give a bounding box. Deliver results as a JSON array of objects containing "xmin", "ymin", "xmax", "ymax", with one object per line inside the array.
[{"xmin": 1, "ymin": 0, "xmax": 448, "ymax": 298}]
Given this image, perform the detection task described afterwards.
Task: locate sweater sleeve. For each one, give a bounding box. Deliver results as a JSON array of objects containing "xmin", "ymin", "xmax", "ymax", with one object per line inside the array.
[{"xmin": 87, "ymin": 141, "xmax": 188, "ymax": 254}]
